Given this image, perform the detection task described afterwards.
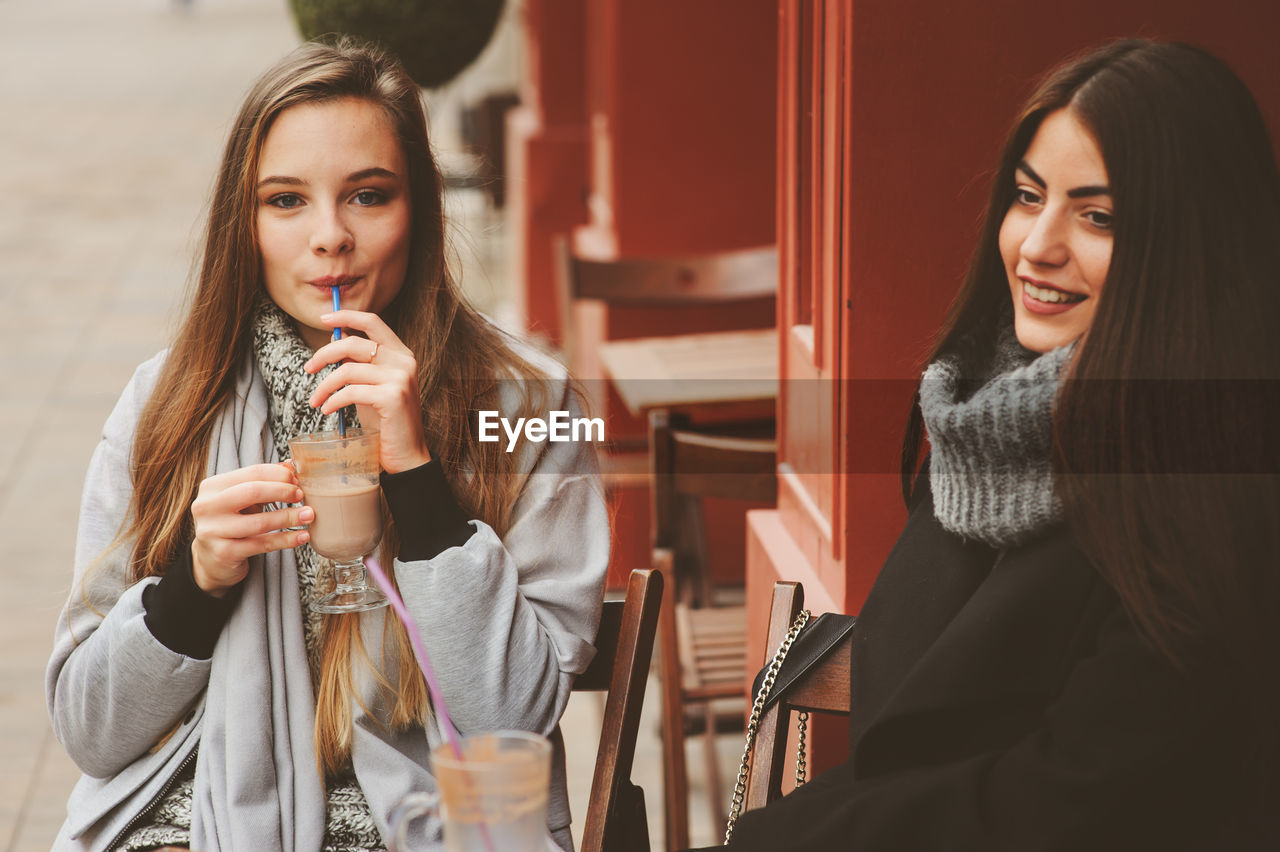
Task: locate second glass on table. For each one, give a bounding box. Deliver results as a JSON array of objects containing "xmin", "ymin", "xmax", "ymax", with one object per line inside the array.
[
  {"xmin": 389, "ymin": 731, "xmax": 553, "ymax": 852},
  {"xmin": 288, "ymin": 427, "xmax": 387, "ymax": 613}
]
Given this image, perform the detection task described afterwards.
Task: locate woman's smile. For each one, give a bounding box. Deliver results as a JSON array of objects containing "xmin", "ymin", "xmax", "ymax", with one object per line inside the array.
[{"xmin": 1019, "ymin": 277, "xmax": 1086, "ymax": 313}]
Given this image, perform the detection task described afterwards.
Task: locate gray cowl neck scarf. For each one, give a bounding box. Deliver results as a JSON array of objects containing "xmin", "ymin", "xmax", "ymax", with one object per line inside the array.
[{"xmin": 919, "ymin": 321, "xmax": 1075, "ymax": 548}]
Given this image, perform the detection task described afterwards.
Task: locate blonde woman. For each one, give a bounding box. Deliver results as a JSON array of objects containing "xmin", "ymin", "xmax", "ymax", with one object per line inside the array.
[{"xmin": 47, "ymin": 38, "xmax": 607, "ymax": 851}]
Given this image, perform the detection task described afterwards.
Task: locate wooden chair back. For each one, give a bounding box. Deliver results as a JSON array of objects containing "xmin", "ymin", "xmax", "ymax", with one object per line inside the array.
[
  {"xmin": 559, "ymin": 243, "xmax": 777, "ymax": 305},
  {"xmin": 650, "ymin": 410, "xmax": 776, "ymax": 545},
  {"xmin": 553, "ymin": 238, "xmax": 777, "ymax": 364},
  {"xmin": 575, "ymin": 568, "xmax": 664, "ymax": 852},
  {"xmin": 744, "ymin": 581, "xmax": 852, "ymax": 811},
  {"xmin": 650, "ymin": 410, "xmax": 776, "ymax": 605}
]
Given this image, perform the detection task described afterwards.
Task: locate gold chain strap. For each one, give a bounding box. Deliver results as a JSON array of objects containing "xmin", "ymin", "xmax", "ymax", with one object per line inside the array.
[
  {"xmin": 795, "ymin": 711, "xmax": 809, "ymax": 785},
  {"xmin": 724, "ymin": 609, "xmax": 811, "ymax": 845}
]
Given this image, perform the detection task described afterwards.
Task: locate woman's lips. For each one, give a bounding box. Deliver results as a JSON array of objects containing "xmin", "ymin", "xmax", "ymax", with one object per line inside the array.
[
  {"xmin": 1020, "ymin": 279, "xmax": 1084, "ymax": 315},
  {"xmin": 308, "ymin": 275, "xmax": 362, "ymax": 293}
]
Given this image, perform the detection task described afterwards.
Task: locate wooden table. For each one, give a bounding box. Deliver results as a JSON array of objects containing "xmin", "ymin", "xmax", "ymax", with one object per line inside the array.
[{"xmin": 598, "ymin": 328, "xmax": 778, "ymax": 417}]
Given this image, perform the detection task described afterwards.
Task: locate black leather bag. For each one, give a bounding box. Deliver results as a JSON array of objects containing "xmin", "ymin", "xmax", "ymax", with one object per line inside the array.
[{"xmin": 749, "ymin": 612, "xmax": 856, "ymax": 712}]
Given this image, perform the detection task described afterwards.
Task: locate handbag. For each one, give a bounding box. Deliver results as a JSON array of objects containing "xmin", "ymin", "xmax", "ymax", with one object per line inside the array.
[{"xmin": 724, "ymin": 610, "xmax": 857, "ymax": 844}]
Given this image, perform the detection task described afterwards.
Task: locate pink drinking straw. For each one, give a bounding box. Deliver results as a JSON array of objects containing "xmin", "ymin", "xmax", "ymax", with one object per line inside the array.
[
  {"xmin": 363, "ymin": 557, "xmax": 463, "ymax": 757},
  {"xmin": 364, "ymin": 557, "xmax": 499, "ymax": 852}
]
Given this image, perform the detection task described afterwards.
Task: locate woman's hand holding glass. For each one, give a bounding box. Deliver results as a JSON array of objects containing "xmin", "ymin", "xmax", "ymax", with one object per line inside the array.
[
  {"xmin": 189, "ymin": 463, "xmax": 314, "ymax": 597},
  {"xmin": 304, "ymin": 308, "xmax": 431, "ymax": 474}
]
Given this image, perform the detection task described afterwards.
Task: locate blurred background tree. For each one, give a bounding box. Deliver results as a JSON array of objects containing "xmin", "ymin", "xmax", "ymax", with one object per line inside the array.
[{"xmin": 289, "ymin": 0, "xmax": 506, "ymax": 88}]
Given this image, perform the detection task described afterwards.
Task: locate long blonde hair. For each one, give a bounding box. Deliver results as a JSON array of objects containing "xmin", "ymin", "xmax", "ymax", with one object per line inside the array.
[{"xmin": 121, "ymin": 38, "xmax": 547, "ymax": 774}]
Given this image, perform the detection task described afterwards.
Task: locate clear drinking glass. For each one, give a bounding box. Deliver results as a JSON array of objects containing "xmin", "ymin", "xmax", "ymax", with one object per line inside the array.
[
  {"xmin": 389, "ymin": 731, "xmax": 553, "ymax": 852},
  {"xmin": 288, "ymin": 427, "xmax": 388, "ymax": 613}
]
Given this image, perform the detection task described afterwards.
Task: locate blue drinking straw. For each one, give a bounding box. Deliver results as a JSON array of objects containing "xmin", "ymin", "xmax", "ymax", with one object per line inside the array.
[{"xmin": 331, "ymin": 286, "xmax": 345, "ymax": 438}]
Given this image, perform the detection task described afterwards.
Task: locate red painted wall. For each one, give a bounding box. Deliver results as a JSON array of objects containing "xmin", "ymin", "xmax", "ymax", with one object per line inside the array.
[{"xmin": 576, "ymin": 0, "xmax": 778, "ymax": 257}]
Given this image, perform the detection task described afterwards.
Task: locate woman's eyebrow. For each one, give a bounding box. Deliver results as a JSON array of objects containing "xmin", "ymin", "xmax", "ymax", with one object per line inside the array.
[
  {"xmin": 257, "ymin": 174, "xmax": 304, "ymax": 188},
  {"xmin": 1016, "ymin": 160, "xmax": 1110, "ymax": 199},
  {"xmin": 1016, "ymin": 160, "xmax": 1046, "ymax": 188},
  {"xmin": 1067, "ymin": 184, "xmax": 1111, "ymax": 199},
  {"xmin": 256, "ymin": 167, "xmax": 398, "ymax": 189},
  {"xmin": 347, "ymin": 167, "xmax": 399, "ymax": 182}
]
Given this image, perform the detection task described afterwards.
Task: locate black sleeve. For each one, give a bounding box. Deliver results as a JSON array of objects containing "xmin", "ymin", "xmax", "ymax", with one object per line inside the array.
[
  {"xmin": 142, "ymin": 546, "xmax": 240, "ymax": 659},
  {"xmin": 380, "ymin": 459, "xmax": 474, "ymax": 561}
]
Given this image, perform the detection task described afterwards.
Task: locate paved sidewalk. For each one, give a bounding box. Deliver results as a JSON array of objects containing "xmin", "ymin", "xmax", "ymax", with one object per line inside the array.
[
  {"xmin": 0, "ymin": 1, "xmax": 737, "ymax": 849},
  {"xmin": 1, "ymin": 2, "xmax": 300, "ymax": 848}
]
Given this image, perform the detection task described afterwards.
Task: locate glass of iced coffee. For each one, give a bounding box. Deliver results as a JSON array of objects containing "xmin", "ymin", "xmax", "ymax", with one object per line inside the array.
[
  {"xmin": 388, "ymin": 731, "xmax": 553, "ymax": 852},
  {"xmin": 288, "ymin": 427, "xmax": 388, "ymax": 613}
]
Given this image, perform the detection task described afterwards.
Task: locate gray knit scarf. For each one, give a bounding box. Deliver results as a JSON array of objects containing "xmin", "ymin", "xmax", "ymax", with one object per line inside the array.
[
  {"xmin": 119, "ymin": 303, "xmax": 383, "ymax": 852},
  {"xmin": 250, "ymin": 300, "xmax": 359, "ymax": 683},
  {"xmin": 919, "ymin": 322, "xmax": 1075, "ymax": 547}
]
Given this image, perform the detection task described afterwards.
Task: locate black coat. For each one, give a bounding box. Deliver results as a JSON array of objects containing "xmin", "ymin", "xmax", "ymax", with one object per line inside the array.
[{"xmin": 708, "ymin": 476, "xmax": 1276, "ymax": 851}]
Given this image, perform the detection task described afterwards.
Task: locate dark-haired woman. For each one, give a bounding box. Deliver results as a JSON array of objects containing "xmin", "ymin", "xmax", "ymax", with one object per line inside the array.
[{"xmin": 693, "ymin": 39, "xmax": 1280, "ymax": 851}]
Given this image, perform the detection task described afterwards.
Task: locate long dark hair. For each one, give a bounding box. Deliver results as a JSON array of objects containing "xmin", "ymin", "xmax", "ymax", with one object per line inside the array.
[{"xmin": 903, "ymin": 39, "xmax": 1280, "ymax": 742}]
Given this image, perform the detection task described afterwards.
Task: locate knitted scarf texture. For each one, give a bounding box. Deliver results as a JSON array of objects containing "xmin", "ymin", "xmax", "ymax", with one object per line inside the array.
[{"xmin": 919, "ymin": 322, "xmax": 1075, "ymax": 547}]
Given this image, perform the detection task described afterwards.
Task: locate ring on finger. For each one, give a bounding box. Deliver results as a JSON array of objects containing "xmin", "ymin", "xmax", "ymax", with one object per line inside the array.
[{"xmin": 369, "ymin": 341, "xmax": 380, "ymax": 362}]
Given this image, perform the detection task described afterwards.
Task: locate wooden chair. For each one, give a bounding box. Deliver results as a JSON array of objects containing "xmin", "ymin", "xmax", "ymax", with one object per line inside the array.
[
  {"xmin": 553, "ymin": 239, "xmax": 777, "ymax": 594},
  {"xmin": 652, "ymin": 411, "xmax": 777, "ymax": 851},
  {"xmin": 575, "ymin": 567, "xmax": 664, "ymax": 852},
  {"xmin": 744, "ymin": 581, "xmax": 852, "ymax": 811},
  {"xmin": 553, "ymin": 240, "xmax": 777, "ymax": 371}
]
